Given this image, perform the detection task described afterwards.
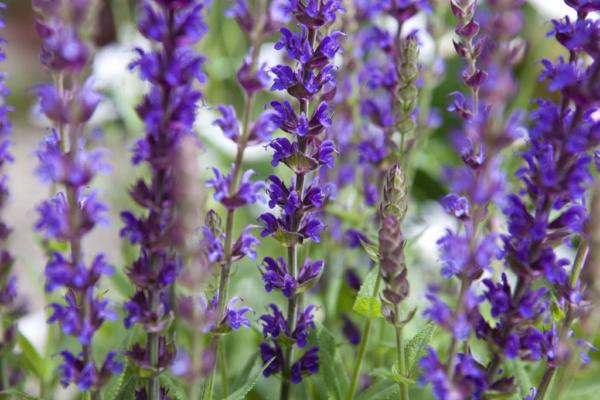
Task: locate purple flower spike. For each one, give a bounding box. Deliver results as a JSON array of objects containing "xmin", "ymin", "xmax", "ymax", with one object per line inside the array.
[
  {"xmin": 122, "ymin": 0, "xmax": 209, "ymax": 394},
  {"xmin": 32, "ymin": 0, "xmax": 120, "ymax": 393}
]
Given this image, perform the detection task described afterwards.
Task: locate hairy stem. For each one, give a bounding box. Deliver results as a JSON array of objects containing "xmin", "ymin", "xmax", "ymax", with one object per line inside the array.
[{"xmin": 395, "ymin": 311, "xmax": 409, "ymax": 400}]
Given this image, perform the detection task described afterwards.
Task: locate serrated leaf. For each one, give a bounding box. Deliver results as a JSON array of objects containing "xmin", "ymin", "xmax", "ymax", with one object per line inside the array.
[
  {"xmin": 355, "ymin": 380, "xmax": 399, "ymax": 400},
  {"xmin": 160, "ymin": 374, "xmax": 187, "ymax": 400},
  {"xmin": 405, "ymin": 322, "xmax": 436, "ymax": 378},
  {"xmin": 352, "ymin": 269, "xmax": 382, "ymax": 318},
  {"xmin": 101, "ymin": 360, "xmax": 129, "ymax": 399},
  {"xmin": 317, "ymin": 324, "xmax": 349, "ymax": 400},
  {"xmin": 224, "ymin": 356, "xmax": 273, "ymax": 400},
  {"xmin": 0, "ymin": 389, "xmax": 40, "ymax": 400},
  {"xmin": 17, "ymin": 331, "xmax": 51, "ymax": 382},
  {"xmin": 359, "ymin": 240, "xmax": 379, "ymax": 263},
  {"xmin": 371, "ymin": 367, "xmax": 415, "ymax": 385}
]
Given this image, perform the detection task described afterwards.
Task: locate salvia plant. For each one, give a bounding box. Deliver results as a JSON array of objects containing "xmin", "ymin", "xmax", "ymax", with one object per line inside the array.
[{"xmin": 0, "ymin": 0, "xmax": 600, "ymax": 399}]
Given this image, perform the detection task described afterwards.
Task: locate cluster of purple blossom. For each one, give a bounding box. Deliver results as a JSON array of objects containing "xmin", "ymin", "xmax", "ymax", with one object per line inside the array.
[{"xmin": 32, "ymin": 0, "xmax": 122, "ymax": 394}]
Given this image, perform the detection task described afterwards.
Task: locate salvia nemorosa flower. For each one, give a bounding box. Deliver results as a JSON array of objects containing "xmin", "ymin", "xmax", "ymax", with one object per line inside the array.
[
  {"xmin": 32, "ymin": 0, "xmax": 121, "ymax": 393},
  {"xmin": 421, "ymin": 0, "xmax": 523, "ymax": 397},
  {"xmin": 475, "ymin": 2, "xmax": 600, "ymax": 395},
  {"xmin": 121, "ymin": 0, "xmax": 208, "ymax": 396},
  {"xmin": 201, "ymin": 1, "xmax": 285, "ymax": 389},
  {"xmin": 0, "ymin": 2, "xmax": 26, "ymax": 390},
  {"xmin": 257, "ymin": 1, "xmax": 344, "ymax": 395}
]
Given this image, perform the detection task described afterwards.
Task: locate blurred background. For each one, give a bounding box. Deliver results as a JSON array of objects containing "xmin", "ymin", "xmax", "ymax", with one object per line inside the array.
[{"xmin": 0, "ymin": 0, "xmax": 591, "ymax": 398}]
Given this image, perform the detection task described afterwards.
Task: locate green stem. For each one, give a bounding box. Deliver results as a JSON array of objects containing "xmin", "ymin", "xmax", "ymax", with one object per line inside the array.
[
  {"xmin": 219, "ymin": 337, "xmax": 229, "ymax": 397},
  {"xmin": 534, "ymin": 241, "xmax": 588, "ymax": 400},
  {"xmin": 395, "ymin": 312, "xmax": 409, "ymax": 400},
  {"xmin": 346, "ymin": 273, "xmax": 382, "ymax": 400},
  {"xmin": 281, "ymin": 245, "xmax": 300, "ymax": 400}
]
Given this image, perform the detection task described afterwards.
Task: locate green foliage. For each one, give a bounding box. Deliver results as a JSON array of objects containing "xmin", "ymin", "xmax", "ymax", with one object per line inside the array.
[
  {"xmin": 405, "ymin": 322, "xmax": 437, "ymax": 378},
  {"xmin": 0, "ymin": 389, "xmax": 40, "ymax": 400},
  {"xmin": 316, "ymin": 324, "xmax": 349, "ymax": 400},
  {"xmin": 16, "ymin": 332, "xmax": 53, "ymax": 385},
  {"xmin": 352, "ymin": 268, "xmax": 383, "ymax": 318},
  {"xmin": 355, "ymin": 380, "xmax": 400, "ymax": 400},
  {"xmin": 224, "ymin": 355, "xmax": 273, "ymax": 400}
]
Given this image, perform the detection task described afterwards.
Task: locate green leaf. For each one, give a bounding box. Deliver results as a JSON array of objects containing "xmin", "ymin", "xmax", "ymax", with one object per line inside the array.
[
  {"xmin": 17, "ymin": 331, "xmax": 51, "ymax": 382},
  {"xmin": 326, "ymin": 206, "xmax": 364, "ymax": 225},
  {"xmin": 224, "ymin": 356, "xmax": 273, "ymax": 400},
  {"xmin": 359, "ymin": 240, "xmax": 380, "ymax": 263},
  {"xmin": 160, "ymin": 374, "xmax": 187, "ymax": 400},
  {"xmin": 355, "ymin": 380, "xmax": 399, "ymax": 400},
  {"xmin": 405, "ymin": 322, "xmax": 436, "ymax": 378},
  {"xmin": 550, "ymin": 295, "xmax": 565, "ymax": 322},
  {"xmin": 0, "ymin": 389, "xmax": 40, "ymax": 400},
  {"xmin": 317, "ymin": 324, "xmax": 349, "ymax": 400},
  {"xmin": 371, "ymin": 367, "xmax": 415, "ymax": 385},
  {"xmin": 352, "ymin": 269, "xmax": 382, "ymax": 318},
  {"xmin": 513, "ymin": 359, "xmax": 533, "ymax": 399},
  {"xmin": 101, "ymin": 360, "xmax": 129, "ymax": 399}
]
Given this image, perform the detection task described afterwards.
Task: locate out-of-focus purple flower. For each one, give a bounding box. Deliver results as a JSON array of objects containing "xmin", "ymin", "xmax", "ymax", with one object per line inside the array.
[{"xmin": 341, "ymin": 314, "xmax": 360, "ymax": 345}]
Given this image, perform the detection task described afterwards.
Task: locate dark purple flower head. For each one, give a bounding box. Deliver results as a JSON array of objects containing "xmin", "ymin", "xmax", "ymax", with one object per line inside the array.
[
  {"xmin": 341, "ymin": 314, "xmax": 360, "ymax": 345},
  {"xmin": 291, "ymin": 346, "xmax": 319, "ymax": 383}
]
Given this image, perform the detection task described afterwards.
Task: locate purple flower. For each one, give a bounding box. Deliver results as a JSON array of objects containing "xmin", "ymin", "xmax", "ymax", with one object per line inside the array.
[
  {"xmin": 341, "ymin": 314, "xmax": 360, "ymax": 345},
  {"xmin": 260, "ymin": 256, "xmax": 297, "ymax": 297},
  {"xmin": 213, "ymin": 105, "xmax": 239, "ymax": 140},
  {"xmin": 223, "ymin": 297, "xmax": 252, "ymax": 330},
  {"xmin": 290, "ymin": 346, "xmax": 319, "ymax": 384},
  {"xmin": 206, "ymin": 166, "xmax": 265, "ymax": 209}
]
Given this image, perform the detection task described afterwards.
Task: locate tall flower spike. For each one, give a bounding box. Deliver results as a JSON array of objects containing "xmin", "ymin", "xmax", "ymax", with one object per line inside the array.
[
  {"xmin": 202, "ymin": 1, "xmax": 278, "ymax": 395},
  {"xmin": 345, "ymin": 4, "xmax": 428, "ymax": 399},
  {"xmin": 476, "ymin": 3, "xmax": 600, "ymax": 399},
  {"xmin": 121, "ymin": 1, "xmax": 208, "ymax": 397},
  {"xmin": 0, "ymin": 2, "xmax": 26, "ymax": 391},
  {"xmin": 32, "ymin": 0, "xmax": 121, "ymax": 394},
  {"xmin": 257, "ymin": 1, "xmax": 344, "ymax": 398},
  {"xmin": 421, "ymin": 0, "xmax": 523, "ymax": 398}
]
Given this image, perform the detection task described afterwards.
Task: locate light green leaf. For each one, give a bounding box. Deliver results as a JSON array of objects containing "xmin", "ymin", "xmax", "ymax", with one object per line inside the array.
[
  {"xmin": 17, "ymin": 331, "xmax": 51, "ymax": 382},
  {"xmin": 360, "ymin": 240, "xmax": 379, "ymax": 263},
  {"xmin": 355, "ymin": 380, "xmax": 399, "ymax": 400},
  {"xmin": 405, "ymin": 322, "xmax": 436, "ymax": 378},
  {"xmin": 371, "ymin": 367, "xmax": 415, "ymax": 385},
  {"xmin": 160, "ymin": 374, "xmax": 187, "ymax": 400},
  {"xmin": 317, "ymin": 324, "xmax": 349, "ymax": 400},
  {"xmin": 324, "ymin": 206, "xmax": 364, "ymax": 225},
  {"xmin": 352, "ymin": 269, "xmax": 382, "ymax": 318},
  {"xmin": 550, "ymin": 295, "xmax": 565, "ymax": 322},
  {"xmin": 0, "ymin": 389, "xmax": 40, "ymax": 400},
  {"xmin": 224, "ymin": 356, "xmax": 273, "ymax": 400}
]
